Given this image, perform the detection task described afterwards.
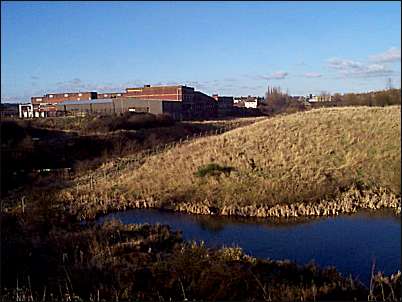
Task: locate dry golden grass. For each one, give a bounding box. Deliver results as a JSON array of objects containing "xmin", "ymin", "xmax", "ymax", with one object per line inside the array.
[{"xmin": 64, "ymin": 106, "xmax": 400, "ymax": 215}]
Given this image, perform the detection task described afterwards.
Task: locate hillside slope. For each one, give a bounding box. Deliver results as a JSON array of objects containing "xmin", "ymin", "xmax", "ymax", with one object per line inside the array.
[{"xmin": 63, "ymin": 106, "xmax": 401, "ymax": 218}]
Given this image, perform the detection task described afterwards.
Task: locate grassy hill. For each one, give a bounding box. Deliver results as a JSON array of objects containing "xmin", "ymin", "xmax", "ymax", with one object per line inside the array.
[{"xmin": 60, "ymin": 106, "xmax": 401, "ymax": 218}]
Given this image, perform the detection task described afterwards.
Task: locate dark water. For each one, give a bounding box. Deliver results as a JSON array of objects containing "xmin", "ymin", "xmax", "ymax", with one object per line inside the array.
[{"xmin": 98, "ymin": 209, "xmax": 401, "ymax": 284}]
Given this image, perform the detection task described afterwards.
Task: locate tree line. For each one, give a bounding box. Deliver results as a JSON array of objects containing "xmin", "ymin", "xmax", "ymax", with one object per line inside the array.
[{"xmin": 259, "ymin": 86, "xmax": 401, "ymax": 115}]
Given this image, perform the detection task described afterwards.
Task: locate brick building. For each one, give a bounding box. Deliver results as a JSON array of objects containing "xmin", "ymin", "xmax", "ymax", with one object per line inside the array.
[
  {"xmin": 97, "ymin": 92, "xmax": 124, "ymax": 99},
  {"xmin": 27, "ymin": 84, "xmax": 232, "ymax": 120},
  {"xmin": 31, "ymin": 92, "xmax": 97, "ymax": 105},
  {"xmin": 124, "ymin": 85, "xmax": 217, "ymax": 119}
]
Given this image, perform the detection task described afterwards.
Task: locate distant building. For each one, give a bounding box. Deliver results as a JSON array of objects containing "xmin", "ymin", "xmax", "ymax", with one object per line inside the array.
[
  {"xmin": 289, "ymin": 95, "xmax": 306, "ymax": 101},
  {"xmin": 97, "ymin": 92, "xmax": 124, "ymax": 99},
  {"xmin": 0, "ymin": 103, "xmax": 19, "ymax": 118},
  {"xmin": 307, "ymin": 94, "xmax": 332, "ymax": 102},
  {"xmin": 124, "ymin": 85, "xmax": 217, "ymax": 119},
  {"xmin": 234, "ymin": 96, "xmax": 263, "ymax": 108},
  {"xmin": 26, "ymin": 84, "xmax": 236, "ymax": 120},
  {"xmin": 31, "ymin": 92, "xmax": 98, "ymax": 105},
  {"xmin": 55, "ymin": 98, "xmax": 183, "ymax": 120},
  {"xmin": 244, "ymin": 99, "xmax": 258, "ymax": 109},
  {"xmin": 19, "ymin": 104, "xmax": 35, "ymax": 118},
  {"xmin": 212, "ymin": 94, "xmax": 234, "ymax": 116}
]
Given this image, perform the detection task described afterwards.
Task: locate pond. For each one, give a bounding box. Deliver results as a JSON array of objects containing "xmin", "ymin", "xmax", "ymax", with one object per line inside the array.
[{"xmin": 99, "ymin": 209, "xmax": 401, "ymax": 285}]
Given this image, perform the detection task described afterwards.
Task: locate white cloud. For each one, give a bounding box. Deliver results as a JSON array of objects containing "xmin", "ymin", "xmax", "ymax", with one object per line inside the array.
[
  {"xmin": 327, "ymin": 58, "xmax": 394, "ymax": 78},
  {"xmin": 257, "ymin": 71, "xmax": 289, "ymax": 80},
  {"xmin": 54, "ymin": 78, "xmax": 144, "ymax": 93},
  {"xmin": 327, "ymin": 58, "xmax": 363, "ymax": 70},
  {"xmin": 369, "ymin": 47, "xmax": 401, "ymax": 63},
  {"xmin": 1, "ymin": 95, "xmax": 30, "ymax": 103},
  {"xmin": 304, "ymin": 72, "xmax": 322, "ymax": 78}
]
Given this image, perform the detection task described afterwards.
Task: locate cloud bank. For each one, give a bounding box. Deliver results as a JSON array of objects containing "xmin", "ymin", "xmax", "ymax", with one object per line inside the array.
[
  {"xmin": 369, "ymin": 47, "xmax": 401, "ymax": 63},
  {"xmin": 327, "ymin": 58, "xmax": 394, "ymax": 78}
]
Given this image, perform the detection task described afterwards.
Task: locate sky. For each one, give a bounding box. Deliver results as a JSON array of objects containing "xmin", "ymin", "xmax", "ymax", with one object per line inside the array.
[{"xmin": 1, "ymin": 1, "xmax": 401, "ymax": 103}]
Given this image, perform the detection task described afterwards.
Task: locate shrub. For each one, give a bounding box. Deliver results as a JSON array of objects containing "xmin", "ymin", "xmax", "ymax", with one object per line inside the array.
[{"xmin": 195, "ymin": 163, "xmax": 235, "ymax": 177}]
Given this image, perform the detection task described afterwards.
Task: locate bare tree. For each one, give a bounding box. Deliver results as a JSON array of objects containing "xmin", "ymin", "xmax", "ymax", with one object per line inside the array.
[{"xmin": 265, "ymin": 85, "xmax": 290, "ymax": 109}]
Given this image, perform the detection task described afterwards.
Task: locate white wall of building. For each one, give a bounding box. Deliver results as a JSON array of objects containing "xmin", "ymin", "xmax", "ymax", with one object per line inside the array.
[
  {"xmin": 19, "ymin": 104, "xmax": 34, "ymax": 118},
  {"xmin": 244, "ymin": 100, "xmax": 258, "ymax": 108}
]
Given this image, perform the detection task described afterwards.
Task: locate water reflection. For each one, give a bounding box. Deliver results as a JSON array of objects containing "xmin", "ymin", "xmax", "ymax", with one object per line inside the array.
[
  {"xmin": 196, "ymin": 217, "xmax": 225, "ymax": 233},
  {"xmin": 99, "ymin": 209, "xmax": 401, "ymax": 285}
]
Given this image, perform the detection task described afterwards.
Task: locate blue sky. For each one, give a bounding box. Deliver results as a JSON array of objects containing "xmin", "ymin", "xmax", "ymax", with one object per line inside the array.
[{"xmin": 1, "ymin": 1, "xmax": 401, "ymax": 102}]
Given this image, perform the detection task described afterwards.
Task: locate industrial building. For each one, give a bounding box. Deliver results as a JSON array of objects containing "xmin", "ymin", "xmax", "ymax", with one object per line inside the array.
[
  {"xmin": 31, "ymin": 91, "xmax": 98, "ymax": 105},
  {"xmin": 25, "ymin": 84, "xmax": 228, "ymax": 120},
  {"xmin": 212, "ymin": 94, "xmax": 234, "ymax": 116},
  {"xmin": 55, "ymin": 98, "xmax": 183, "ymax": 120},
  {"xmin": 124, "ymin": 85, "xmax": 217, "ymax": 119}
]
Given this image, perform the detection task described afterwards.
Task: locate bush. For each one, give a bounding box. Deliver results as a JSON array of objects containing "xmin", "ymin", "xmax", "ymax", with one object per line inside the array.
[{"xmin": 195, "ymin": 163, "xmax": 235, "ymax": 177}]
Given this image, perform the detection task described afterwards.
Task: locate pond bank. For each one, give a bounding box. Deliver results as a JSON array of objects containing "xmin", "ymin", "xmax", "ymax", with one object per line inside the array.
[{"xmin": 72, "ymin": 184, "xmax": 400, "ymax": 220}]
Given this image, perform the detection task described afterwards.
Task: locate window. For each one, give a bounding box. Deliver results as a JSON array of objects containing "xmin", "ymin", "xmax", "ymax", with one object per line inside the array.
[
  {"xmin": 36, "ymin": 98, "xmax": 42, "ymax": 101},
  {"xmin": 49, "ymin": 95, "xmax": 53, "ymax": 98},
  {"xmin": 117, "ymin": 93, "xmax": 121, "ymax": 96},
  {"xmin": 64, "ymin": 94, "xmax": 69, "ymax": 97},
  {"xmin": 78, "ymin": 93, "xmax": 82, "ymax": 97},
  {"xmin": 104, "ymin": 94, "xmax": 108, "ymax": 97}
]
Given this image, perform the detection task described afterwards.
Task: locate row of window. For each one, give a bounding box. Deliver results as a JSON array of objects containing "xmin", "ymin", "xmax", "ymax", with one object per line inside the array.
[
  {"xmin": 100, "ymin": 93, "xmax": 122, "ymax": 97},
  {"xmin": 36, "ymin": 93, "xmax": 122, "ymax": 102},
  {"xmin": 47, "ymin": 93, "xmax": 82, "ymax": 98}
]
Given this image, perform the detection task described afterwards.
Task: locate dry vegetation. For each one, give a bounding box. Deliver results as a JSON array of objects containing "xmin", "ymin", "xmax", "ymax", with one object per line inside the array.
[
  {"xmin": 54, "ymin": 106, "xmax": 401, "ymax": 219},
  {"xmin": 1, "ymin": 115, "xmax": 264, "ymax": 194},
  {"xmin": 24, "ymin": 113, "xmax": 265, "ymax": 135},
  {"xmin": 3, "ymin": 209, "xmax": 399, "ymax": 302},
  {"xmin": 2, "ymin": 107, "xmax": 401, "ymax": 301}
]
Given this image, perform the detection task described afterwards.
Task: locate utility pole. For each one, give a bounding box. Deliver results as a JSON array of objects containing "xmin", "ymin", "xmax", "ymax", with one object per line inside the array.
[{"xmin": 386, "ymin": 78, "xmax": 393, "ymax": 90}]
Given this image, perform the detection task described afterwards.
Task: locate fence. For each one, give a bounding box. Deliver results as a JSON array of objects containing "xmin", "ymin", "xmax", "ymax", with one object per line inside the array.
[{"xmin": 75, "ymin": 125, "xmax": 235, "ymax": 189}]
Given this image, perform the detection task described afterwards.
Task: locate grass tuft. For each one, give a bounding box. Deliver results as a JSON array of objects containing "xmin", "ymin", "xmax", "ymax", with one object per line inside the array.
[{"xmin": 195, "ymin": 163, "xmax": 235, "ymax": 177}]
